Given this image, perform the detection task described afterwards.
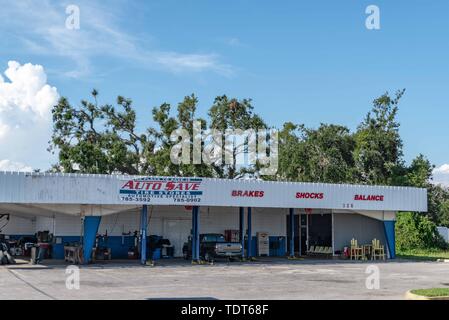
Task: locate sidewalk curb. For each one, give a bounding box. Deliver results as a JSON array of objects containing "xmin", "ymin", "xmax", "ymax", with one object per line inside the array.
[{"xmin": 405, "ymin": 290, "xmax": 449, "ymax": 300}]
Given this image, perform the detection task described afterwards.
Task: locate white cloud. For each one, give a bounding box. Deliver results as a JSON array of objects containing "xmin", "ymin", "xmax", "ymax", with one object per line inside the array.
[
  {"xmin": 0, "ymin": 61, "xmax": 59, "ymax": 171},
  {"xmin": 0, "ymin": 160, "xmax": 33, "ymax": 172},
  {"xmin": 0, "ymin": 122, "xmax": 8, "ymax": 139},
  {"xmin": 432, "ymin": 164, "xmax": 449, "ymax": 187},
  {"xmin": 0, "ymin": 0, "xmax": 233, "ymax": 78},
  {"xmin": 434, "ymin": 164, "xmax": 449, "ymax": 174}
]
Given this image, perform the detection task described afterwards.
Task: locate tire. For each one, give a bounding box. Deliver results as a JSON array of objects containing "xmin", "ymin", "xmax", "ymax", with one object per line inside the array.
[
  {"xmin": 205, "ymin": 252, "xmax": 215, "ymax": 263},
  {"xmin": 6, "ymin": 253, "xmax": 15, "ymax": 265},
  {"xmin": 0, "ymin": 253, "xmax": 7, "ymax": 265}
]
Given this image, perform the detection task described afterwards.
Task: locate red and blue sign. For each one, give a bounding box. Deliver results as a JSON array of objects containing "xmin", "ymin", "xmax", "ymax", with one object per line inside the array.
[{"xmin": 119, "ymin": 177, "xmax": 203, "ymax": 204}]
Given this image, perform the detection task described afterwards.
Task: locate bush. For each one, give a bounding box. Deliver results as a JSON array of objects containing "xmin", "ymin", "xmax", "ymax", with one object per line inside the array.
[{"xmin": 396, "ymin": 212, "xmax": 447, "ymax": 251}]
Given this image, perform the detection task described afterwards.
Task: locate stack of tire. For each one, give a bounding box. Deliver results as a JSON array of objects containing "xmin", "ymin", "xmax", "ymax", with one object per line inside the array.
[{"xmin": 0, "ymin": 243, "xmax": 16, "ymax": 265}]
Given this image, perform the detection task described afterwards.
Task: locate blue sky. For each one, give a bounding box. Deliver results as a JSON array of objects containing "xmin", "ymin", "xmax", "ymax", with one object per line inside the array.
[{"xmin": 0, "ymin": 0, "xmax": 448, "ymax": 183}]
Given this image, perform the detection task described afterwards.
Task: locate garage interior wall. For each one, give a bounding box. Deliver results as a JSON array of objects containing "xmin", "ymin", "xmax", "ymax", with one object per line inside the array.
[
  {"xmin": 99, "ymin": 206, "xmax": 287, "ymax": 238},
  {"xmin": 333, "ymin": 212, "xmax": 387, "ymax": 252},
  {"xmin": 2, "ymin": 206, "xmax": 289, "ymax": 257},
  {"xmin": 0, "ymin": 215, "xmax": 35, "ymax": 235},
  {"xmin": 3, "ymin": 208, "xmax": 393, "ymax": 258},
  {"xmin": 2, "ymin": 207, "xmax": 313, "ymax": 237},
  {"xmin": 143, "ymin": 206, "xmax": 288, "ymax": 257}
]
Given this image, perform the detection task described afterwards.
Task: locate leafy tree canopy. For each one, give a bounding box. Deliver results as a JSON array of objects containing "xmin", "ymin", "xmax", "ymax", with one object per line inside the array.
[{"xmin": 49, "ymin": 88, "xmax": 449, "ymax": 235}]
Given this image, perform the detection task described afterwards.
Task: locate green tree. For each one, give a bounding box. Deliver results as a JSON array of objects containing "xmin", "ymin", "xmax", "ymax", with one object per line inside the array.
[
  {"xmin": 353, "ymin": 89, "xmax": 405, "ymax": 185},
  {"xmin": 276, "ymin": 123, "xmax": 355, "ymax": 183},
  {"xmin": 207, "ymin": 95, "xmax": 267, "ymax": 179},
  {"xmin": 396, "ymin": 212, "xmax": 446, "ymax": 251},
  {"xmin": 394, "ymin": 155, "xmax": 449, "ymax": 248},
  {"xmin": 276, "ymin": 122, "xmax": 303, "ymax": 181},
  {"xmin": 406, "ymin": 154, "xmax": 434, "ymax": 188},
  {"xmin": 426, "ymin": 184, "xmax": 449, "ymax": 226},
  {"xmin": 301, "ymin": 124, "xmax": 356, "ymax": 183},
  {"xmin": 403, "ymin": 154, "xmax": 449, "ymax": 226},
  {"xmin": 438, "ymin": 200, "xmax": 449, "ymax": 227},
  {"xmin": 49, "ymin": 90, "xmax": 154, "ymax": 174},
  {"xmin": 149, "ymin": 94, "xmax": 214, "ymax": 177}
]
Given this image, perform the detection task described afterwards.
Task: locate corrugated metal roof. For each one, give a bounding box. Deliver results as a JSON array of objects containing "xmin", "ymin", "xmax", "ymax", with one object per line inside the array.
[{"xmin": 0, "ymin": 171, "xmax": 427, "ymax": 212}]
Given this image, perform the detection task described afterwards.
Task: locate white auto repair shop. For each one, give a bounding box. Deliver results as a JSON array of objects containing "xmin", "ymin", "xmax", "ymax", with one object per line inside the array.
[{"xmin": 0, "ymin": 172, "xmax": 427, "ymax": 264}]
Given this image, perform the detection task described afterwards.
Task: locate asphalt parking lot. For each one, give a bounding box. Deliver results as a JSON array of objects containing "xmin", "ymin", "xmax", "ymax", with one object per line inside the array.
[{"xmin": 1, "ymin": 258, "xmax": 449, "ymax": 300}]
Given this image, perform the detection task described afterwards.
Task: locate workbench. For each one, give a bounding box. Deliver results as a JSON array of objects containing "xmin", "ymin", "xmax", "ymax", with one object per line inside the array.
[{"xmin": 64, "ymin": 246, "xmax": 82, "ymax": 264}]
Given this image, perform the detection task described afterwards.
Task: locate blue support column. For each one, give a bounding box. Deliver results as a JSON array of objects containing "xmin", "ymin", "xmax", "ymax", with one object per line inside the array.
[
  {"xmin": 195, "ymin": 206, "xmax": 200, "ymax": 261},
  {"xmin": 383, "ymin": 220, "xmax": 396, "ymax": 259},
  {"xmin": 140, "ymin": 205, "xmax": 148, "ymax": 265},
  {"xmin": 191, "ymin": 206, "xmax": 196, "ymax": 261},
  {"xmin": 192, "ymin": 206, "xmax": 200, "ymax": 262},
  {"xmin": 190, "ymin": 207, "xmax": 196, "ymax": 261},
  {"xmin": 247, "ymin": 207, "xmax": 252, "ymax": 258},
  {"xmin": 239, "ymin": 207, "xmax": 245, "ymax": 259},
  {"xmin": 83, "ymin": 216, "xmax": 101, "ymax": 264},
  {"xmin": 289, "ymin": 208, "xmax": 295, "ymax": 257}
]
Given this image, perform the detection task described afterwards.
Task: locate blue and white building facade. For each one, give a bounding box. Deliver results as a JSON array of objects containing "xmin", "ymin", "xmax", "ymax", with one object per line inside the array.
[{"xmin": 0, "ymin": 172, "xmax": 427, "ymax": 263}]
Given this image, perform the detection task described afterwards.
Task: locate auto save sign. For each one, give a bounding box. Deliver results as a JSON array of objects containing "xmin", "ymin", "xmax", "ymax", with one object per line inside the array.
[{"xmin": 119, "ymin": 177, "xmax": 203, "ymax": 204}]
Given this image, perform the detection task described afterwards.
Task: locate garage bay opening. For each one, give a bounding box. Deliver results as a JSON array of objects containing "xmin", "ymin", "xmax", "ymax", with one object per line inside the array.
[{"xmin": 287, "ymin": 211, "xmax": 333, "ymax": 257}]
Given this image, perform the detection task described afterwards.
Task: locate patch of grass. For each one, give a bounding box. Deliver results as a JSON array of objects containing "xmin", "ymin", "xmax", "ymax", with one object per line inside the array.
[
  {"xmin": 411, "ymin": 288, "xmax": 449, "ymax": 297},
  {"xmin": 396, "ymin": 248, "xmax": 449, "ymax": 261}
]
